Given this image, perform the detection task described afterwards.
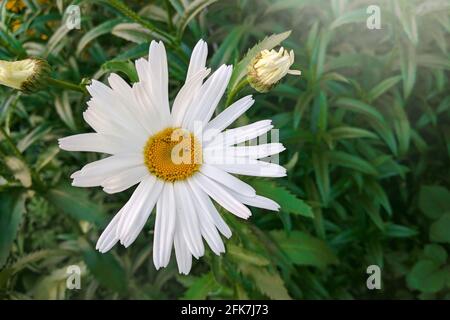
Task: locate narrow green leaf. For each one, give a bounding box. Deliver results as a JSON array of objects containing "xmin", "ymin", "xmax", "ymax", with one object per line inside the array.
[
  {"xmin": 46, "ymin": 183, "xmax": 106, "ymax": 226},
  {"xmin": 271, "ymin": 230, "xmax": 338, "ymax": 268},
  {"xmin": 0, "ymin": 191, "xmax": 26, "ymax": 268}
]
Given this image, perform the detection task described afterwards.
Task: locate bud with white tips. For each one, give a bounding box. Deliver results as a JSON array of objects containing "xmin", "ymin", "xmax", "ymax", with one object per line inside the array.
[
  {"xmin": 247, "ymin": 47, "xmax": 301, "ymax": 93},
  {"xmin": 0, "ymin": 58, "xmax": 51, "ymax": 93}
]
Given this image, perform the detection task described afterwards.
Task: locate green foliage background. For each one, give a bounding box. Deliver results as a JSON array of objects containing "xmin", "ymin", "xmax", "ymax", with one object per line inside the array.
[{"xmin": 1, "ymin": 0, "xmax": 450, "ymax": 299}]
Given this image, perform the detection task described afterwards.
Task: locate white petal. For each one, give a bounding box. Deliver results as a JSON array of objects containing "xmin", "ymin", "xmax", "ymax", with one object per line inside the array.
[
  {"xmin": 102, "ymin": 165, "xmax": 148, "ymax": 194},
  {"xmin": 187, "ymin": 179, "xmax": 232, "ymax": 238},
  {"xmin": 171, "ymin": 68, "xmax": 211, "ymax": 126},
  {"xmin": 212, "ymin": 159, "xmax": 287, "ymax": 178},
  {"xmin": 200, "ymin": 163, "xmax": 255, "ymax": 197},
  {"xmin": 186, "ymin": 39, "xmax": 208, "ymax": 81},
  {"xmin": 174, "ymin": 229, "xmax": 192, "ymax": 275},
  {"xmin": 132, "ymin": 80, "xmax": 163, "ymax": 133},
  {"xmin": 107, "ymin": 73, "xmax": 150, "ymax": 137},
  {"xmin": 70, "ymin": 153, "xmax": 142, "ymax": 186},
  {"xmin": 206, "ymin": 120, "xmax": 273, "ymax": 148},
  {"xmin": 145, "ymin": 41, "xmax": 170, "ymax": 125},
  {"xmin": 174, "ymin": 182, "xmax": 204, "ymax": 258},
  {"xmin": 184, "ymin": 182, "xmax": 225, "ymax": 255},
  {"xmin": 191, "ymin": 173, "xmax": 251, "ymax": 219},
  {"xmin": 183, "ymin": 65, "xmax": 233, "ymax": 129},
  {"xmin": 153, "ymin": 183, "xmax": 176, "ymax": 269},
  {"xmin": 59, "ymin": 133, "xmax": 141, "ymax": 154},
  {"xmin": 86, "ymin": 80, "xmax": 145, "ymax": 140},
  {"xmin": 205, "ymin": 143, "xmax": 285, "ymax": 160},
  {"xmin": 205, "ymin": 95, "xmax": 254, "ymax": 133},
  {"xmin": 96, "ymin": 210, "xmax": 122, "ymax": 253},
  {"xmin": 227, "ymin": 188, "xmax": 280, "ymax": 211},
  {"xmin": 116, "ymin": 175, "xmax": 164, "ymax": 247}
]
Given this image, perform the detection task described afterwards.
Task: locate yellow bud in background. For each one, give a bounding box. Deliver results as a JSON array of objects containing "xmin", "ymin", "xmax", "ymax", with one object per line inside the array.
[
  {"xmin": 0, "ymin": 58, "xmax": 51, "ymax": 93},
  {"xmin": 247, "ymin": 47, "xmax": 301, "ymax": 93}
]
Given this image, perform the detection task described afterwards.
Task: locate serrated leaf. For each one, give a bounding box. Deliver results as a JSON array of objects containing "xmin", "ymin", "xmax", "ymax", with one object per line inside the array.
[
  {"xmin": 239, "ymin": 264, "xmax": 291, "ymax": 300},
  {"xmin": 183, "ymin": 272, "xmax": 221, "ymax": 299},
  {"xmin": 252, "ymin": 180, "xmax": 313, "ymax": 218},
  {"xmin": 227, "ymin": 244, "xmax": 270, "ymax": 266},
  {"xmin": 270, "ymin": 230, "xmax": 338, "ymax": 268},
  {"xmin": 228, "ymin": 31, "xmax": 292, "ymax": 93}
]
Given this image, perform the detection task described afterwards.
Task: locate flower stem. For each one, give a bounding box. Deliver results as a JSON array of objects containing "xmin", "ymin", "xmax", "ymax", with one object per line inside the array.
[
  {"xmin": 47, "ymin": 77, "xmax": 85, "ymax": 93},
  {"xmin": 105, "ymin": 0, "xmax": 175, "ymax": 45},
  {"xmin": 226, "ymin": 78, "xmax": 249, "ymax": 106}
]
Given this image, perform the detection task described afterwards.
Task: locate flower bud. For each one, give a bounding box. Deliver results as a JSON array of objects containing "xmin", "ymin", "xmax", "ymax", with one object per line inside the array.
[
  {"xmin": 247, "ymin": 47, "xmax": 301, "ymax": 93},
  {"xmin": 0, "ymin": 58, "xmax": 51, "ymax": 93}
]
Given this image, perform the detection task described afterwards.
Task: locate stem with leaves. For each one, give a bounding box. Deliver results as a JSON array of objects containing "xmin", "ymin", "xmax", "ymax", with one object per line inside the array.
[{"xmin": 47, "ymin": 77, "xmax": 86, "ymax": 93}]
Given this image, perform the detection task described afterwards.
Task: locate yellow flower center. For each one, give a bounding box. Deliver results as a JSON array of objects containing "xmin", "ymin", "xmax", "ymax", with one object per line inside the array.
[{"xmin": 143, "ymin": 127, "xmax": 202, "ymax": 182}]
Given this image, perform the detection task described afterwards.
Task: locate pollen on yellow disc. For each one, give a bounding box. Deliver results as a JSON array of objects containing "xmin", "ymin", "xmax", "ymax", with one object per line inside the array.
[{"xmin": 144, "ymin": 127, "xmax": 202, "ymax": 182}]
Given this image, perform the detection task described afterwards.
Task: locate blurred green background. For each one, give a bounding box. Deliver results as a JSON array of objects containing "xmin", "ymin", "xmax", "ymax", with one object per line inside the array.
[{"xmin": 1, "ymin": 0, "xmax": 450, "ymax": 299}]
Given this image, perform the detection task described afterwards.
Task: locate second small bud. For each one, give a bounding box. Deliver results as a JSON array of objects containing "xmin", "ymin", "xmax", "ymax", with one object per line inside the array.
[{"xmin": 247, "ymin": 47, "xmax": 301, "ymax": 93}]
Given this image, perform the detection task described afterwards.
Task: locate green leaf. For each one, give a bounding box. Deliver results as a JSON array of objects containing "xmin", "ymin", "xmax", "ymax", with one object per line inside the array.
[
  {"xmin": 271, "ymin": 230, "xmax": 338, "ymax": 268},
  {"xmin": 111, "ymin": 22, "xmax": 153, "ymax": 44},
  {"xmin": 400, "ymin": 44, "xmax": 416, "ymax": 98},
  {"xmin": 385, "ymin": 223, "xmax": 418, "ymax": 238},
  {"xmin": 419, "ymin": 185, "xmax": 450, "ymax": 219},
  {"xmin": 335, "ymin": 98, "xmax": 384, "ymax": 123},
  {"xmin": 76, "ymin": 18, "xmax": 123, "ymax": 55},
  {"xmin": 392, "ymin": 98, "xmax": 411, "ymax": 155},
  {"xmin": 228, "ymin": 30, "xmax": 291, "ymax": 93},
  {"xmin": 239, "ymin": 264, "xmax": 291, "ymax": 300},
  {"xmin": 407, "ymin": 260, "xmax": 447, "ymax": 293},
  {"xmin": 55, "ymin": 92, "xmax": 77, "ymax": 131},
  {"xmin": 46, "ymin": 183, "xmax": 106, "ymax": 226},
  {"xmin": 101, "ymin": 60, "xmax": 139, "ymax": 83},
  {"xmin": 329, "ymin": 9, "xmax": 368, "ymax": 30},
  {"xmin": 210, "ymin": 26, "xmax": 246, "ymax": 67},
  {"xmin": 176, "ymin": 0, "xmax": 218, "ymax": 37},
  {"xmin": 83, "ymin": 249, "xmax": 127, "ymax": 293},
  {"xmin": 328, "ymin": 151, "xmax": 378, "ymax": 175},
  {"xmin": 0, "ymin": 191, "xmax": 26, "ymax": 268},
  {"xmin": 227, "ymin": 244, "xmax": 270, "ymax": 266},
  {"xmin": 430, "ymin": 213, "xmax": 450, "ymax": 243},
  {"xmin": 252, "ymin": 181, "xmax": 313, "ymax": 218},
  {"xmin": 312, "ymin": 152, "xmax": 330, "ymax": 205},
  {"xmin": 328, "ymin": 126, "xmax": 379, "ymax": 140},
  {"xmin": 183, "ymin": 272, "xmax": 221, "ymax": 299},
  {"xmin": 368, "ymin": 75, "xmax": 402, "ymax": 102},
  {"xmin": 424, "ymin": 244, "xmax": 447, "ymax": 265}
]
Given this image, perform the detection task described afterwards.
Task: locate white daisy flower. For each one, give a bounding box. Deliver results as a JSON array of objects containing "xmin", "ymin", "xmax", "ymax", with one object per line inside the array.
[{"xmin": 58, "ymin": 40, "xmax": 286, "ymax": 275}]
